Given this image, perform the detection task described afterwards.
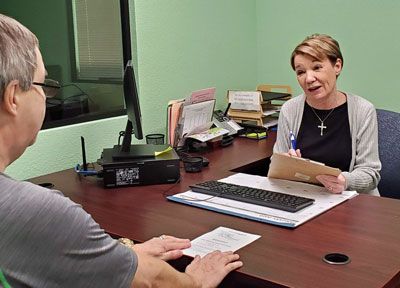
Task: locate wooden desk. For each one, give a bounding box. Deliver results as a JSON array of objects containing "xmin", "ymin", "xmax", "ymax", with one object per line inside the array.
[{"xmin": 30, "ymin": 134, "xmax": 400, "ymax": 288}]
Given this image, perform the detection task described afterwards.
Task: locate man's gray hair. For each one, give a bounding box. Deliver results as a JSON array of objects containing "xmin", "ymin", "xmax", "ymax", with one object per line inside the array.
[{"xmin": 0, "ymin": 14, "xmax": 38, "ymax": 99}]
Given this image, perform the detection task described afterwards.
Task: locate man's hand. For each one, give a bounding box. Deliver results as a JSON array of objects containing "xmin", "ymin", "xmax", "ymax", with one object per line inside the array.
[
  {"xmin": 185, "ymin": 251, "xmax": 243, "ymax": 288},
  {"xmin": 316, "ymin": 174, "xmax": 346, "ymax": 194},
  {"xmin": 133, "ymin": 235, "xmax": 191, "ymax": 261}
]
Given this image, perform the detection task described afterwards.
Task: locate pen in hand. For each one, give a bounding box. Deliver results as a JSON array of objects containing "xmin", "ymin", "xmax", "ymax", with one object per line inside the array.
[
  {"xmin": 289, "ymin": 131, "xmax": 296, "ymax": 150},
  {"xmin": 289, "ymin": 131, "xmax": 302, "ymax": 157}
]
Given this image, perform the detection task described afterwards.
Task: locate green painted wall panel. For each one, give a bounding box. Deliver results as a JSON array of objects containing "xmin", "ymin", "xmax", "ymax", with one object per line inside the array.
[{"xmin": 256, "ymin": 0, "xmax": 400, "ymax": 112}]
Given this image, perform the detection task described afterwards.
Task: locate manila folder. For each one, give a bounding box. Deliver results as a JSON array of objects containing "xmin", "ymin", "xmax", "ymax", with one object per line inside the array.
[{"xmin": 267, "ymin": 153, "xmax": 341, "ymax": 185}]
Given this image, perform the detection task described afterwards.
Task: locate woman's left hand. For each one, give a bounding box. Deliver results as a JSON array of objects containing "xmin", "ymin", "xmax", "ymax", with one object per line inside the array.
[
  {"xmin": 316, "ymin": 174, "xmax": 346, "ymax": 194},
  {"xmin": 133, "ymin": 235, "xmax": 191, "ymax": 261}
]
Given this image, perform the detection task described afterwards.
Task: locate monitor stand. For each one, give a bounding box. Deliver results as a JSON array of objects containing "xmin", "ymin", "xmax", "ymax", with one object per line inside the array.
[{"xmin": 111, "ymin": 144, "xmax": 171, "ymax": 160}]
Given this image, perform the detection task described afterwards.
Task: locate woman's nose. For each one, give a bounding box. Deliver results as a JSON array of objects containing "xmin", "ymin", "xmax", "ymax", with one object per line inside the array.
[{"xmin": 305, "ymin": 71, "xmax": 316, "ymax": 83}]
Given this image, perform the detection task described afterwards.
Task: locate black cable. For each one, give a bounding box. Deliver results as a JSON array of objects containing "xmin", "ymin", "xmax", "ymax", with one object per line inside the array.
[{"xmin": 118, "ymin": 130, "xmax": 134, "ymax": 146}]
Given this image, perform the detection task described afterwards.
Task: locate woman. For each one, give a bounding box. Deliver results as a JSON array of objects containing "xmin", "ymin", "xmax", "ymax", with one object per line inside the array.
[{"xmin": 273, "ymin": 34, "xmax": 381, "ymax": 195}]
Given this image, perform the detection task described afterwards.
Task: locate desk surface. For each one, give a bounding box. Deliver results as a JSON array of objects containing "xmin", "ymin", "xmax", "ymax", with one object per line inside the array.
[{"xmin": 30, "ymin": 134, "xmax": 400, "ymax": 288}]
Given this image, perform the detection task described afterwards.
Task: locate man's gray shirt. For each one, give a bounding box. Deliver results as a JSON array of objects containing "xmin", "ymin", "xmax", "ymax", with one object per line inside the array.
[{"xmin": 0, "ymin": 173, "xmax": 137, "ymax": 287}]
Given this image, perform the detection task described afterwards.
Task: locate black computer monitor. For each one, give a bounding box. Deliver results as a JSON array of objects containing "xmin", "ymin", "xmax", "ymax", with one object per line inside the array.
[
  {"xmin": 119, "ymin": 60, "xmax": 144, "ymax": 152},
  {"xmin": 110, "ymin": 0, "xmax": 168, "ymax": 160}
]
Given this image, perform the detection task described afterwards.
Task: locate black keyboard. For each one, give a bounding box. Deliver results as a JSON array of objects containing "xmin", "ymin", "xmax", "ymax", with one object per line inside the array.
[{"xmin": 189, "ymin": 180, "xmax": 314, "ymax": 213}]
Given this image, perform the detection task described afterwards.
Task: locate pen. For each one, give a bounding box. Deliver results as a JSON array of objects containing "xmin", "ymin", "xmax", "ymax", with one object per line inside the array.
[{"xmin": 289, "ymin": 131, "xmax": 297, "ymax": 150}]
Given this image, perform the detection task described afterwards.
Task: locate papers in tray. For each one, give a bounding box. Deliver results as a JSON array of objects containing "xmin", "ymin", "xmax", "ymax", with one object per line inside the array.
[
  {"xmin": 167, "ymin": 173, "xmax": 358, "ymax": 228},
  {"xmin": 268, "ymin": 153, "xmax": 341, "ymax": 185}
]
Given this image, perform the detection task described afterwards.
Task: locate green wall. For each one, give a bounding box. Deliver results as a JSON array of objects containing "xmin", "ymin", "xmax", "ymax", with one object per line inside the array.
[
  {"xmin": 256, "ymin": 0, "xmax": 400, "ymax": 112},
  {"xmin": 5, "ymin": 0, "xmax": 257, "ymax": 180}
]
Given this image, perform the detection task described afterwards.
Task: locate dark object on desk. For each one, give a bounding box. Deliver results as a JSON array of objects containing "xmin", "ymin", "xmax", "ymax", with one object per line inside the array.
[
  {"xmin": 238, "ymin": 122, "xmax": 267, "ymax": 134},
  {"xmin": 323, "ymin": 253, "xmax": 351, "ymax": 265},
  {"xmin": 220, "ymin": 135, "xmax": 234, "ymax": 147},
  {"xmin": 145, "ymin": 133, "xmax": 165, "ymax": 145},
  {"xmin": 182, "ymin": 156, "xmax": 204, "ymax": 173},
  {"xmin": 189, "ymin": 180, "xmax": 314, "ymax": 212},
  {"xmin": 111, "ymin": 144, "xmax": 171, "ymax": 160},
  {"xmin": 201, "ymin": 157, "xmax": 209, "ymax": 167},
  {"xmin": 376, "ymin": 109, "xmax": 400, "ymax": 199},
  {"xmin": 185, "ymin": 138, "xmax": 208, "ymax": 152},
  {"xmin": 99, "ymin": 147, "xmax": 180, "ymax": 187},
  {"xmin": 238, "ymin": 122, "xmax": 268, "ymax": 140},
  {"xmin": 81, "ymin": 136, "xmax": 88, "ymax": 171}
]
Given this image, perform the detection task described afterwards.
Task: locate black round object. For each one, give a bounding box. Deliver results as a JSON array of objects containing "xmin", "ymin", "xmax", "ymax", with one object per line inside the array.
[
  {"xmin": 322, "ymin": 253, "xmax": 351, "ymax": 265},
  {"xmin": 183, "ymin": 156, "xmax": 203, "ymax": 173}
]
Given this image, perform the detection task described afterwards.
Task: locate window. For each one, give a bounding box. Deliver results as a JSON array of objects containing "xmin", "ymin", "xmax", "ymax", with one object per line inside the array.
[{"xmin": 72, "ymin": 0, "xmax": 123, "ymax": 82}]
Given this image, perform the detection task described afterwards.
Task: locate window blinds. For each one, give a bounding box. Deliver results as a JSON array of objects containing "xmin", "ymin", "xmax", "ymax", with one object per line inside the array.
[{"xmin": 72, "ymin": 0, "xmax": 123, "ymax": 81}]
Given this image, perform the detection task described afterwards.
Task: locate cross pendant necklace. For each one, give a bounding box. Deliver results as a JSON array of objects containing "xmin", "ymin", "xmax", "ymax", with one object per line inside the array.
[
  {"xmin": 310, "ymin": 107, "xmax": 335, "ymax": 136},
  {"xmin": 318, "ymin": 122, "xmax": 327, "ymax": 136}
]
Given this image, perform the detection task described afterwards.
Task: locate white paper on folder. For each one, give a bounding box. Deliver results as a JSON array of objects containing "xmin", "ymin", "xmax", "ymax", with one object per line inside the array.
[
  {"xmin": 187, "ymin": 127, "xmax": 229, "ymax": 142},
  {"xmin": 183, "ymin": 226, "xmax": 261, "ymax": 257},
  {"xmin": 228, "ymin": 91, "xmax": 261, "ymax": 111},
  {"xmin": 181, "ymin": 100, "xmax": 215, "ymax": 136},
  {"xmin": 168, "ymin": 173, "xmax": 358, "ymax": 228}
]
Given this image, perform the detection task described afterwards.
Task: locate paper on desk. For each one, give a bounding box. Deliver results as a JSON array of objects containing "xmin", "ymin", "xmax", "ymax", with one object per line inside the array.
[
  {"xmin": 187, "ymin": 127, "xmax": 229, "ymax": 142},
  {"xmin": 183, "ymin": 226, "xmax": 261, "ymax": 258},
  {"xmin": 168, "ymin": 173, "xmax": 358, "ymax": 228},
  {"xmin": 181, "ymin": 100, "xmax": 215, "ymax": 136}
]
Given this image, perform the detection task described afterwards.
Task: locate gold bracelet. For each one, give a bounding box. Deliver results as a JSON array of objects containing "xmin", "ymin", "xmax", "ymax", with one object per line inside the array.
[{"xmin": 119, "ymin": 237, "xmax": 135, "ymax": 249}]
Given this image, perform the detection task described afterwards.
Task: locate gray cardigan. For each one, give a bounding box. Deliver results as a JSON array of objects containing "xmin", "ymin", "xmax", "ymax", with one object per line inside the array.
[{"xmin": 273, "ymin": 93, "xmax": 381, "ymax": 195}]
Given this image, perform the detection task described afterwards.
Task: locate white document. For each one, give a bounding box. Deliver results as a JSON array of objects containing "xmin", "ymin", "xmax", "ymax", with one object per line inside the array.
[
  {"xmin": 183, "ymin": 226, "xmax": 261, "ymax": 257},
  {"xmin": 181, "ymin": 100, "xmax": 215, "ymax": 136},
  {"xmin": 187, "ymin": 127, "xmax": 229, "ymax": 142},
  {"xmin": 228, "ymin": 91, "xmax": 261, "ymax": 111},
  {"xmin": 168, "ymin": 173, "xmax": 358, "ymax": 228}
]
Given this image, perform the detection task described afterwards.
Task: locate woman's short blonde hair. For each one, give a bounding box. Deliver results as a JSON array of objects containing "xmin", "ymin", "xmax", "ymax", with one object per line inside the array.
[{"xmin": 290, "ymin": 34, "xmax": 343, "ymax": 70}]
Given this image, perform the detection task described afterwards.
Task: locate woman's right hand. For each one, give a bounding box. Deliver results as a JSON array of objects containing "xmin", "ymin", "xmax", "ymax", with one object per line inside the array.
[{"xmin": 287, "ymin": 149, "xmax": 302, "ymax": 157}]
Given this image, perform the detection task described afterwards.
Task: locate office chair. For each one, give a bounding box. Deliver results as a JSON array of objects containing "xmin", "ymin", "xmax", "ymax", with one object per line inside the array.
[{"xmin": 376, "ymin": 109, "xmax": 400, "ymax": 199}]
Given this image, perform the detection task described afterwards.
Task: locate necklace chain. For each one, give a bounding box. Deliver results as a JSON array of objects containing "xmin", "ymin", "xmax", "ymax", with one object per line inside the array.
[
  {"xmin": 308, "ymin": 93, "xmax": 341, "ymax": 136},
  {"xmin": 310, "ymin": 106, "xmax": 335, "ymax": 124}
]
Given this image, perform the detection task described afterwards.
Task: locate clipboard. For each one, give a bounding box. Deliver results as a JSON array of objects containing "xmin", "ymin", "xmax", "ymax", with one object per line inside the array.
[{"xmin": 267, "ymin": 153, "xmax": 341, "ymax": 185}]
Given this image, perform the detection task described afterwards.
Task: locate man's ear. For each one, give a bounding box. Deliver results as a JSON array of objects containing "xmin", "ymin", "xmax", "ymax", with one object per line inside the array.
[{"xmin": 2, "ymin": 80, "xmax": 20, "ymax": 116}]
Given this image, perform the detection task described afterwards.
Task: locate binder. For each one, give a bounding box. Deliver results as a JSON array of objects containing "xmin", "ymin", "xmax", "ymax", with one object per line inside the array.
[{"xmin": 167, "ymin": 99, "xmax": 184, "ymax": 146}]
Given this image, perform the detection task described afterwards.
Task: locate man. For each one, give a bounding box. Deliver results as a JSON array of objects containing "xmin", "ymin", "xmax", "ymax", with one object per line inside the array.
[{"xmin": 0, "ymin": 14, "xmax": 242, "ymax": 287}]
